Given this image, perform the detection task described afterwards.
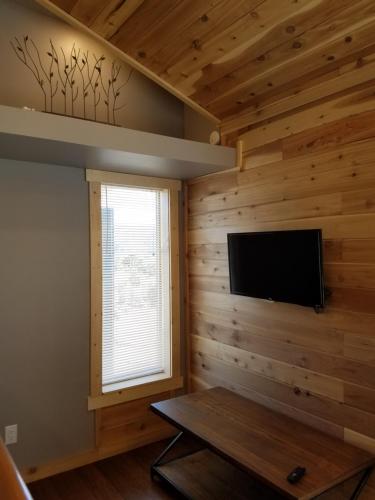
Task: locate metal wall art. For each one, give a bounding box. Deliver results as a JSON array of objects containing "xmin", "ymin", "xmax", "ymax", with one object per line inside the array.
[{"xmin": 10, "ymin": 36, "xmax": 132, "ymax": 125}]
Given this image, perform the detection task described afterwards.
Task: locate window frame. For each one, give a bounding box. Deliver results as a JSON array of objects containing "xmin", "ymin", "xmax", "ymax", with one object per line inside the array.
[{"xmin": 86, "ymin": 169, "xmax": 183, "ymax": 410}]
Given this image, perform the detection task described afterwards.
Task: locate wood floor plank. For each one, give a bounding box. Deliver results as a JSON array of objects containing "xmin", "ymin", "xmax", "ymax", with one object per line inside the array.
[
  {"xmin": 47, "ymin": 469, "xmax": 98, "ymax": 500},
  {"xmin": 76, "ymin": 464, "xmax": 123, "ymax": 500},
  {"xmin": 28, "ymin": 477, "xmax": 62, "ymax": 500},
  {"xmin": 28, "ymin": 440, "xmax": 177, "ymax": 500}
]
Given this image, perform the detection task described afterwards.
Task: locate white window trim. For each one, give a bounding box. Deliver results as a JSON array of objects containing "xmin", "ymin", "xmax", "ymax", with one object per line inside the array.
[{"xmin": 86, "ymin": 169, "xmax": 183, "ymax": 410}]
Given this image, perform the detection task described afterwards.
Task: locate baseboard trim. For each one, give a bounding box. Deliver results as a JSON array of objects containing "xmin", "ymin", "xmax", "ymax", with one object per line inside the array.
[{"xmin": 22, "ymin": 427, "xmax": 176, "ymax": 483}]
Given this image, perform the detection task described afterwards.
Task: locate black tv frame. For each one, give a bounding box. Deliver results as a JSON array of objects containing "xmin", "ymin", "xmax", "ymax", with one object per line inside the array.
[{"xmin": 227, "ymin": 229, "xmax": 325, "ymax": 312}]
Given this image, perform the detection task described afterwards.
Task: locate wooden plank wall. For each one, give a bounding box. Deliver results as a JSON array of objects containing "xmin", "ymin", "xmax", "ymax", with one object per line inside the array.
[
  {"xmin": 96, "ymin": 392, "xmax": 176, "ymax": 453},
  {"xmin": 187, "ymin": 82, "xmax": 375, "ymax": 497}
]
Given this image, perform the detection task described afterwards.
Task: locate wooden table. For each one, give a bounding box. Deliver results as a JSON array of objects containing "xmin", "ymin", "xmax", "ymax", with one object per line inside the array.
[
  {"xmin": 0, "ymin": 438, "xmax": 32, "ymax": 500},
  {"xmin": 150, "ymin": 387, "xmax": 374, "ymax": 500}
]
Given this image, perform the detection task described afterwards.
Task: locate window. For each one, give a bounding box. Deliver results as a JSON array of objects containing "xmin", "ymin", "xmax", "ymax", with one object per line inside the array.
[
  {"xmin": 101, "ymin": 184, "xmax": 170, "ymax": 392},
  {"xmin": 87, "ymin": 170, "xmax": 182, "ymax": 410}
]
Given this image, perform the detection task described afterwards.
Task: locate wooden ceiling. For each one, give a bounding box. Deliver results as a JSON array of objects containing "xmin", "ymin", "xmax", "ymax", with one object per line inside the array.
[{"xmin": 38, "ymin": 0, "xmax": 375, "ymax": 126}]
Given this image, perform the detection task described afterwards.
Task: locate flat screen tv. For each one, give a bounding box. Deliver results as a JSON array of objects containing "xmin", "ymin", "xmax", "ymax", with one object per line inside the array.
[{"xmin": 227, "ymin": 229, "xmax": 325, "ymax": 309}]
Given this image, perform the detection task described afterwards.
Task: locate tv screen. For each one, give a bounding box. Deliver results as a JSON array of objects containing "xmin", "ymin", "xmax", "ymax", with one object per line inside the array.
[{"xmin": 227, "ymin": 229, "xmax": 324, "ymax": 309}]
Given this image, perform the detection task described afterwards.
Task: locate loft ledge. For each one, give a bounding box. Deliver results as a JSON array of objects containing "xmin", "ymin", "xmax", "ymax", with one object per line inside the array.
[{"xmin": 0, "ymin": 105, "xmax": 235, "ymax": 179}]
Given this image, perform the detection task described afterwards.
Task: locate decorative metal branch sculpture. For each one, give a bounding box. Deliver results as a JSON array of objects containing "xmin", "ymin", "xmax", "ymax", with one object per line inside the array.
[
  {"xmin": 113, "ymin": 66, "xmax": 133, "ymax": 125},
  {"xmin": 97, "ymin": 54, "xmax": 111, "ymax": 124},
  {"xmin": 31, "ymin": 37, "xmax": 58, "ymax": 112},
  {"xmin": 98, "ymin": 59, "xmax": 133, "ymax": 125},
  {"xmin": 92, "ymin": 54, "xmax": 106, "ymax": 121},
  {"xmin": 10, "ymin": 36, "xmax": 48, "ymax": 111},
  {"xmin": 57, "ymin": 42, "xmax": 78, "ymax": 116},
  {"xmin": 10, "ymin": 36, "xmax": 133, "ymax": 125},
  {"xmin": 10, "ymin": 35, "xmax": 59, "ymax": 112},
  {"xmin": 65, "ymin": 44, "xmax": 80, "ymax": 116},
  {"xmin": 77, "ymin": 50, "xmax": 94, "ymax": 119}
]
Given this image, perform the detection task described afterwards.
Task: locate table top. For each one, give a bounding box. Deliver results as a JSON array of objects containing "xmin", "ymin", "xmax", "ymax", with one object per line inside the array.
[{"xmin": 151, "ymin": 387, "xmax": 374, "ymax": 500}]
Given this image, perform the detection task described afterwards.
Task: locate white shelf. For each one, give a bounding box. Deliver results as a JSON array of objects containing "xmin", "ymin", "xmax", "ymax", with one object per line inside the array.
[{"xmin": 0, "ymin": 106, "xmax": 235, "ymax": 179}]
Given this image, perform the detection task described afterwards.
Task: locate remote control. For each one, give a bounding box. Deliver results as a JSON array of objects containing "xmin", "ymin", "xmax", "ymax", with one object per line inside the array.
[{"xmin": 287, "ymin": 466, "xmax": 306, "ymax": 484}]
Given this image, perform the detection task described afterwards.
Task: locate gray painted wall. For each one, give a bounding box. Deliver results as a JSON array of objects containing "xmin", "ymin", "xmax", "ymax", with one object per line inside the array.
[
  {"xmin": 0, "ymin": 159, "xmax": 92, "ymax": 467},
  {"xmin": 184, "ymin": 104, "xmax": 217, "ymax": 144},
  {"xmin": 0, "ymin": 0, "xmax": 197, "ymax": 471},
  {"xmin": 0, "ymin": 0, "xmax": 184, "ymax": 138}
]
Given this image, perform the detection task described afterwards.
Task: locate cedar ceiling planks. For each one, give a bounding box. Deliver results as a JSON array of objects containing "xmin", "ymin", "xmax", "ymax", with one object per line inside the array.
[
  {"xmin": 90, "ymin": 0, "xmax": 146, "ymax": 39},
  {"xmin": 41, "ymin": 0, "xmax": 375, "ymax": 122}
]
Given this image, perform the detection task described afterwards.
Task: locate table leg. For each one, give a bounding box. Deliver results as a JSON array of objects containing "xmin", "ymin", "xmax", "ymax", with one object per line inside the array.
[
  {"xmin": 349, "ymin": 467, "xmax": 373, "ymax": 500},
  {"xmin": 151, "ymin": 431, "xmax": 184, "ymax": 480}
]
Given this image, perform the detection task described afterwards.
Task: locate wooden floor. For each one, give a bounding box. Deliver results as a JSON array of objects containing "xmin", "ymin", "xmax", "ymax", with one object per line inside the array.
[{"xmin": 29, "ymin": 440, "xmax": 179, "ymax": 500}]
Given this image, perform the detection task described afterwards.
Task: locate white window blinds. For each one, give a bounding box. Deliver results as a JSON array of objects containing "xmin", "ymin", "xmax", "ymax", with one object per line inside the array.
[{"xmin": 101, "ymin": 184, "xmax": 171, "ymax": 392}]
